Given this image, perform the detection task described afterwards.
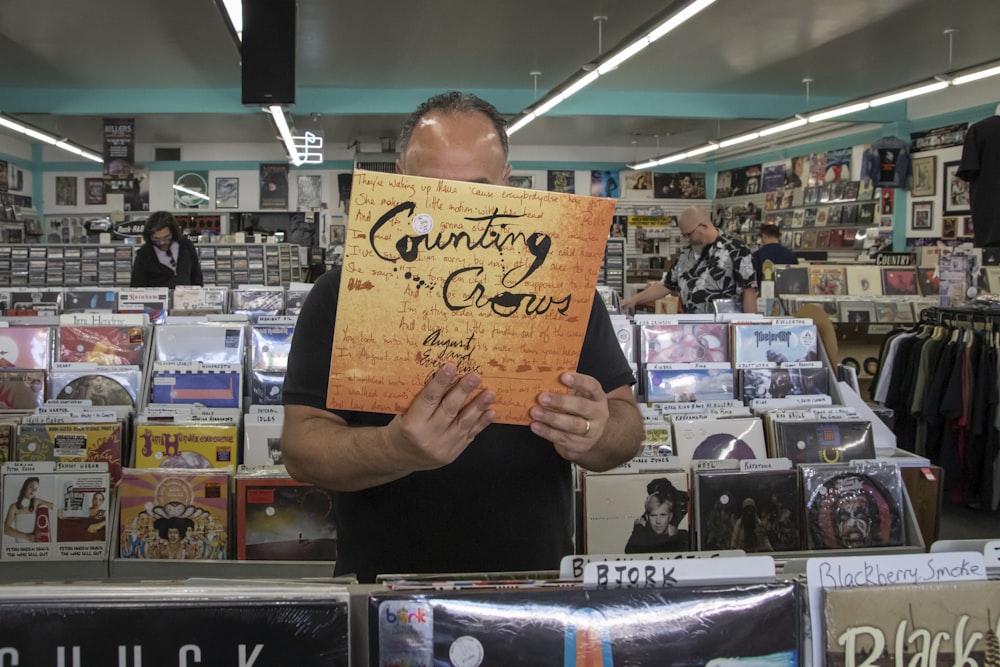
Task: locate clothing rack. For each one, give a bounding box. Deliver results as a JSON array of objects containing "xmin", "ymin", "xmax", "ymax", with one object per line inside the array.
[{"xmin": 921, "ymin": 305, "xmax": 1000, "ymax": 326}]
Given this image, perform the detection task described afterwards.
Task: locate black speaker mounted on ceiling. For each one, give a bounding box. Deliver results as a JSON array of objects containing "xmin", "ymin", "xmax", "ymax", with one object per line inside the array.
[{"xmin": 241, "ymin": 0, "xmax": 297, "ymax": 106}]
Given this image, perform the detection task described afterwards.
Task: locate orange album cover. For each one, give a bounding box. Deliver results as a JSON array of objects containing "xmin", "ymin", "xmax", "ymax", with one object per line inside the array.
[{"xmin": 328, "ymin": 170, "xmax": 615, "ymax": 424}]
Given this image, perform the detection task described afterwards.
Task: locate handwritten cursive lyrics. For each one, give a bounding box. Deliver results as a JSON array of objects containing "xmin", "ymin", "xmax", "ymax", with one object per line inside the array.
[{"xmin": 328, "ymin": 170, "xmax": 615, "ymax": 424}]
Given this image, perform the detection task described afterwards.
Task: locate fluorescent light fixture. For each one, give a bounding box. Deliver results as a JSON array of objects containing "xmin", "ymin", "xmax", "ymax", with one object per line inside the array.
[
  {"xmin": 534, "ymin": 71, "xmax": 601, "ymax": 116},
  {"xmin": 597, "ymin": 38, "xmax": 650, "ymax": 75},
  {"xmin": 628, "ymin": 159, "xmax": 660, "ymax": 170},
  {"xmin": 684, "ymin": 143, "xmax": 719, "ymax": 157},
  {"xmin": 808, "ymin": 101, "xmax": 870, "ymax": 123},
  {"xmin": 647, "ymin": 0, "xmax": 717, "ymax": 41},
  {"xmin": 869, "ymin": 81, "xmax": 949, "ymax": 107},
  {"xmin": 506, "ymin": 112, "xmax": 536, "ymax": 136},
  {"xmin": 172, "ymin": 184, "xmax": 210, "ymax": 201},
  {"xmin": 952, "ymin": 64, "xmax": 1000, "ymax": 85},
  {"xmin": 0, "ymin": 110, "xmax": 102, "ymax": 160},
  {"xmin": 656, "ymin": 152, "xmax": 689, "ymax": 165},
  {"xmin": 718, "ymin": 132, "xmax": 760, "ymax": 148},
  {"xmin": 221, "ymin": 0, "xmax": 242, "ymax": 38},
  {"xmin": 268, "ymin": 105, "xmax": 302, "ymax": 166},
  {"xmin": 758, "ymin": 117, "xmax": 807, "ymax": 137}
]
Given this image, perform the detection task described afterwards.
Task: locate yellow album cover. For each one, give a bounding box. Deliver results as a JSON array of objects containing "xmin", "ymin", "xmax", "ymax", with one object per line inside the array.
[{"xmin": 133, "ymin": 423, "xmax": 237, "ymax": 470}]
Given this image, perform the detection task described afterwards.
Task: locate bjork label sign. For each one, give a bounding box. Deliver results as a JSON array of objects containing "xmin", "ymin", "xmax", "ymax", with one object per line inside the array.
[{"xmin": 329, "ymin": 170, "xmax": 615, "ymax": 424}]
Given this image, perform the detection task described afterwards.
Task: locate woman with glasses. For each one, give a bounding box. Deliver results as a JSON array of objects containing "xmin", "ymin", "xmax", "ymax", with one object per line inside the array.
[{"xmin": 129, "ymin": 211, "xmax": 204, "ymax": 287}]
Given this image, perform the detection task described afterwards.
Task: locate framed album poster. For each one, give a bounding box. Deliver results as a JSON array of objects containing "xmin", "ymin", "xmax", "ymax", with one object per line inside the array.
[
  {"xmin": 215, "ymin": 177, "xmax": 239, "ymax": 208},
  {"xmin": 910, "ymin": 201, "xmax": 932, "ymax": 230},
  {"xmin": 84, "ymin": 178, "xmax": 106, "ymax": 205},
  {"xmin": 910, "ymin": 155, "xmax": 936, "ymax": 197},
  {"xmin": 942, "ymin": 160, "xmax": 970, "ymax": 214}
]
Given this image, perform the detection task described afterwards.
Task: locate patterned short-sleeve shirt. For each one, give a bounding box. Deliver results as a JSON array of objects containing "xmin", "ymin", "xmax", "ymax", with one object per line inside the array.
[{"xmin": 663, "ymin": 230, "xmax": 757, "ymax": 313}]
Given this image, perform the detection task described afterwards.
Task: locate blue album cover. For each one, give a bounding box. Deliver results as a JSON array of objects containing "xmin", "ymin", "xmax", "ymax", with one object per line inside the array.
[
  {"xmin": 151, "ymin": 371, "xmax": 241, "ymax": 408},
  {"xmin": 251, "ymin": 370, "xmax": 286, "ymax": 405},
  {"xmin": 645, "ymin": 368, "xmax": 734, "ymax": 402},
  {"xmin": 732, "ymin": 324, "xmax": 819, "ymax": 367}
]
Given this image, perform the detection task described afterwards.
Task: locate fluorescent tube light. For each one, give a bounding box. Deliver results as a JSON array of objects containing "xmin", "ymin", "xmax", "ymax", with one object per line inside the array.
[
  {"xmin": 0, "ymin": 111, "xmax": 102, "ymax": 160},
  {"xmin": 758, "ymin": 118, "xmax": 807, "ymax": 137},
  {"xmin": 718, "ymin": 132, "xmax": 760, "ymax": 148},
  {"xmin": 808, "ymin": 101, "xmax": 870, "ymax": 123},
  {"xmin": 952, "ymin": 64, "xmax": 1000, "ymax": 85},
  {"xmin": 268, "ymin": 105, "xmax": 302, "ymax": 166},
  {"xmin": 172, "ymin": 184, "xmax": 210, "ymax": 201},
  {"xmin": 506, "ymin": 113, "xmax": 536, "ymax": 137},
  {"xmin": 684, "ymin": 143, "xmax": 719, "ymax": 157},
  {"xmin": 869, "ymin": 81, "xmax": 949, "ymax": 107},
  {"xmin": 22, "ymin": 127, "xmax": 58, "ymax": 145},
  {"xmin": 55, "ymin": 140, "xmax": 84, "ymax": 155},
  {"xmin": 628, "ymin": 159, "xmax": 660, "ymax": 170},
  {"xmin": 647, "ymin": 0, "xmax": 717, "ymax": 42},
  {"xmin": 656, "ymin": 153, "xmax": 689, "ymax": 165},
  {"xmin": 221, "ymin": 0, "xmax": 242, "ymax": 38},
  {"xmin": 598, "ymin": 38, "xmax": 650, "ymax": 75}
]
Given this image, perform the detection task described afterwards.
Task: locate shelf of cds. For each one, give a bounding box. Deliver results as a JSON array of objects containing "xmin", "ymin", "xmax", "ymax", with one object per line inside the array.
[{"xmin": 0, "ymin": 243, "xmax": 303, "ymax": 288}]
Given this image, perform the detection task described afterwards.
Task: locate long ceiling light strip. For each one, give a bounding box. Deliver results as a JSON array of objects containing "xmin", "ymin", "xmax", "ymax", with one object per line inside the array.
[
  {"xmin": 507, "ymin": 0, "xmax": 718, "ymax": 137},
  {"xmin": 268, "ymin": 105, "xmax": 303, "ymax": 166},
  {"xmin": 0, "ymin": 111, "xmax": 103, "ymax": 162},
  {"xmin": 627, "ymin": 58, "xmax": 1000, "ymax": 169}
]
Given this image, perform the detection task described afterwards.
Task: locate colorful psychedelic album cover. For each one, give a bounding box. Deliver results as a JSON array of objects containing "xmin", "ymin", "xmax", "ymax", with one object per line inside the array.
[
  {"xmin": 823, "ymin": 580, "xmax": 1000, "ymax": 667},
  {"xmin": 133, "ymin": 422, "xmax": 238, "ymax": 470},
  {"xmin": 638, "ymin": 322, "xmax": 730, "ymax": 364},
  {"xmin": 15, "ymin": 420, "xmax": 124, "ymax": 484},
  {"xmin": 732, "ymin": 323, "xmax": 819, "ymax": 367},
  {"xmin": 236, "ymin": 472, "xmax": 337, "ymax": 561},
  {"xmin": 118, "ymin": 467, "xmax": 230, "ymax": 560},
  {"xmin": 370, "ymin": 582, "xmax": 800, "ymax": 667},
  {"xmin": 0, "ymin": 325, "xmax": 53, "ymax": 369},
  {"xmin": 771, "ymin": 420, "xmax": 875, "ymax": 464},
  {"xmin": 801, "ymin": 462, "xmax": 905, "ymax": 550},
  {"xmin": 584, "ymin": 471, "xmax": 690, "ymax": 555},
  {"xmin": 57, "ymin": 325, "xmax": 148, "ymax": 366},
  {"xmin": 695, "ymin": 468, "xmax": 801, "ymax": 552}
]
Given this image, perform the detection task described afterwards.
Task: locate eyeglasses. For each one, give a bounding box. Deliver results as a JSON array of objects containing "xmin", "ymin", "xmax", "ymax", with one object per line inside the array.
[
  {"xmin": 680, "ymin": 222, "xmax": 706, "ymax": 239},
  {"xmin": 151, "ymin": 231, "xmax": 173, "ymax": 244}
]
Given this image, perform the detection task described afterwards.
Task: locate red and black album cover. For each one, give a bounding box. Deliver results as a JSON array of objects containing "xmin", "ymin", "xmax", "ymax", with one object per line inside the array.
[
  {"xmin": 0, "ymin": 591, "xmax": 349, "ymax": 666},
  {"xmin": 58, "ymin": 325, "xmax": 148, "ymax": 366},
  {"xmin": 802, "ymin": 462, "xmax": 905, "ymax": 550},
  {"xmin": 772, "ymin": 420, "xmax": 875, "ymax": 464},
  {"xmin": 824, "ymin": 580, "xmax": 1000, "ymax": 667},
  {"xmin": 370, "ymin": 582, "xmax": 800, "ymax": 667},
  {"xmin": 236, "ymin": 475, "xmax": 337, "ymax": 560},
  {"xmin": 695, "ymin": 469, "xmax": 801, "ymax": 552}
]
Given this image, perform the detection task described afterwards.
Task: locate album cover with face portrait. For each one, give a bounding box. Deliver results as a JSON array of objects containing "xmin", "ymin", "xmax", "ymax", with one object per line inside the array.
[
  {"xmin": 695, "ymin": 468, "xmax": 801, "ymax": 552},
  {"xmin": 772, "ymin": 420, "xmax": 875, "ymax": 464},
  {"xmin": 845, "ymin": 265, "xmax": 883, "ymax": 297},
  {"xmin": 370, "ymin": 582, "xmax": 800, "ymax": 667},
  {"xmin": 236, "ymin": 470, "xmax": 337, "ymax": 561},
  {"xmin": 823, "ymin": 580, "xmax": 1000, "ymax": 667},
  {"xmin": 638, "ymin": 322, "xmax": 730, "ymax": 364},
  {"xmin": 880, "ymin": 268, "xmax": 918, "ymax": 296},
  {"xmin": 244, "ymin": 416, "xmax": 284, "ymax": 466},
  {"xmin": 118, "ymin": 467, "xmax": 231, "ymax": 560},
  {"xmin": 801, "ymin": 461, "xmax": 905, "ymax": 550},
  {"xmin": 583, "ymin": 470, "xmax": 689, "ymax": 555}
]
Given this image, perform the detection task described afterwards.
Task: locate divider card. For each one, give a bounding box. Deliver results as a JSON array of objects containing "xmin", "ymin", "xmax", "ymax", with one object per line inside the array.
[
  {"xmin": 805, "ymin": 552, "xmax": 987, "ymax": 667},
  {"xmin": 329, "ymin": 170, "xmax": 615, "ymax": 424}
]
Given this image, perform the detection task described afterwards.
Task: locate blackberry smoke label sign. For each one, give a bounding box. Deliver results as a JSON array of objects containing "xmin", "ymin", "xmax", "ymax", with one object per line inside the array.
[{"xmin": 329, "ymin": 170, "xmax": 614, "ymax": 424}]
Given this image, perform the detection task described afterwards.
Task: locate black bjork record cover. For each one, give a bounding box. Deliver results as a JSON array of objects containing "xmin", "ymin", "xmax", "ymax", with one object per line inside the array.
[
  {"xmin": 371, "ymin": 582, "xmax": 800, "ymax": 667},
  {"xmin": 695, "ymin": 469, "xmax": 801, "ymax": 552},
  {"xmin": 823, "ymin": 580, "xmax": 1000, "ymax": 667},
  {"xmin": 0, "ymin": 598, "xmax": 349, "ymax": 665}
]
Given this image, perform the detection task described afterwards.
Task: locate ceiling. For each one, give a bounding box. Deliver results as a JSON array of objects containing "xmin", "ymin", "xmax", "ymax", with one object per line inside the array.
[{"xmin": 1, "ymin": 0, "xmax": 999, "ymax": 159}]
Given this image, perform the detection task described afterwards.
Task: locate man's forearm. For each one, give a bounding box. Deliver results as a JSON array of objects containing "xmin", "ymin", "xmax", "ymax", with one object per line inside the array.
[
  {"xmin": 742, "ymin": 285, "xmax": 759, "ymax": 313},
  {"xmin": 280, "ymin": 405, "xmax": 409, "ymax": 492},
  {"xmin": 574, "ymin": 393, "xmax": 644, "ymax": 472}
]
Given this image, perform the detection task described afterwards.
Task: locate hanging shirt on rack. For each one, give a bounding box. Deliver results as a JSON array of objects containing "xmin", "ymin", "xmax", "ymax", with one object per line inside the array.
[{"xmin": 958, "ymin": 115, "xmax": 1000, "ymax": 247}]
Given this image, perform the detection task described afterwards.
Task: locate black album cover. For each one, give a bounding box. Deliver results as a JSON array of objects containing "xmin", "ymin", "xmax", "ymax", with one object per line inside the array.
[
  {"xmin": 370, "ymin": 583, "xmax": 800, "ymax": 667},
  {"xmin": 741, "ymin": 367, "xmax": 829, "ymax": 403},
  {"xmin": 802, "ymin": 462, "xmax": 905, "ymax": 550},
  {"xmin": 695, "ymin": 469, "xmax": 801, "ymax": 552},
  {"xmin": 774, "ymin": 267, "xmax": 810, "ymax": 295},
  {"xmin": 772, "ymin": 420, "xmax": 875, "ymax": 464}
]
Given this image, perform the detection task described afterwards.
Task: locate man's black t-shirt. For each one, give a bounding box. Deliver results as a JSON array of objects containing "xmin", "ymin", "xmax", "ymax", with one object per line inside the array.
[{"xmin": 283, "ymin": 269, "xmax": 634, "ymax": 582}]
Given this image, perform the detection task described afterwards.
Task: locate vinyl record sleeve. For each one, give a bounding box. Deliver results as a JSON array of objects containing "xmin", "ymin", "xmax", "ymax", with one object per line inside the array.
[
  {"xmin": 243, "ymin": 418, "xmax": 284, "ymax": 466},
  {"xmin": 823, "ymin": 580, "xmax": 1000, "ymax": 667},
  {"xmin": 695, "ymin": 468, "xmax": 801, "ymax": 552},
  {"xmin": 772, "ymin": 420, "xmax": 875, "ymax": 464},
  {"xmin": 230, "ymin": 289, "xmax": 285, "ymax": 321},
  {"xmin": 250, "ymin": 324, "xmax": 295, "ymax": 370},
  {"xmin": 236, "ymin": 476, "xmax": 337, "ymax": 560},
  {"xmin": 153, "ymin": 324, "xmax": 246, "ymax": 364},
  {"xmin": 15, "ymin": 421, "xmax": 124, "ymax": 484},
  {"xmin": 58, "ymin": 325, "xmax": 148, "ymax": 366},
  {"xmin": 0, "ymin": 368, "xmax": 46, "ymax": 409},
  {"xmin": 584, "ymin": 471, "xmax": 690, "ymax": 555},
  {"xmin": 0, "ymin": 593, "xmax": 349, "ymax": 666},
  {"xmin": 801, "ymin": 461, "xmax": 905, "ymax": 550},
  {"xmin": 151, "ymin": 370, "xmax": 241, "ymax": 408},
  {"xmin": 250, "ymin": 369, "xmax": 286, "ymax": 405},
  {"xmin": 370, "ymin": 582, "xmax": 800, "ymax": 667},
  {"xmin": 671, "ymin": 416, "xmax": 768, "ymax": 469},
  {"xmin": 62, "ymin": 289, "xmax": 118, "ymax": 313},
  {"xmin": 0, "ymin": 325, "xmax": 53, "ymax": 369},
  {"xmin": 741, "ymin": 367, "xmax": 830, "ymax": 403},
  {"xmin": 638, "ymin": 323, "xmax": 730, "ymax": 364},
  {"xmin": 731, "ymin": 323, "xmax": 819, "ymax": 367},
  {"xmin": 118, "ymin": 467, "xmax": 231, "ymax": 559},
  {"xmin": 645, "ymin": 367, "xmax": 734, "ymax": 403},
  {"xmin": 48, "ymin": 367, "xmax": 141, "ymax": 408},
  {"xmin": 133, "ymin": 422, "xmax": 238, "ymax": 470}
]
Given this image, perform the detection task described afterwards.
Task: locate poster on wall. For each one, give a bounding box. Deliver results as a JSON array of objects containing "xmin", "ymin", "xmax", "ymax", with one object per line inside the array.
[
  {"xmin": 547, "ymin": 169, "xmax": 575, "ymax": 194},
  {"xmin": 910, "ymin": 123, "xmax": 968, "ymax": 153},
  {"xmin": 260, "ymin": 163, "xmax": 290, "ymax": 209},
  {"xmin": 508, "ymin": 174, "xmax": 534, "ymax": 189},
  {"xmin": 85, "ymin": 178, "xmax": 105, "ymax": 205},
  {"xmin": 215, "ymin": 177, "xmax": 239, "ymax": 208},
  {"xmin": 173, "ymin": 170, "xmax": 209, "ymax": 209},
  {"xmin": 0, "ymin": 161, "xmax": 7, "ymax": 189},
  {"xmin": 621, "ymin": 170, "xmax": 652, "ymax": 198},
  {"xmin": 125, "ymin": 165, "xmax": 150, "ymax": 212},
  {"xmin": 56, "ymin": 176, "xmax": 77, "ymax": 206},
  {"xmin": 590, "ymin": 170, "xmax": 620, "ymax": 198},
  {"xmin": 654, "ymin": 172, "xmax": 706, "ymax": 199},
  {"xmin": 296, "ymin": 174, "xmax": 322, "ymax": 209},
  {"xmin": 824, "ymin": 148, "xmax": 852, "ymax": 183},
  {"xmin": 943, "ymin": 160, "xmax": 970, "ymax": 214},
  {"xmin": 762, "ymin": 162, "xmax": 786, "ymax": 193},
  {"xmin": 102, "ymin": 117, "xmax": 135, "ymax": 193}
]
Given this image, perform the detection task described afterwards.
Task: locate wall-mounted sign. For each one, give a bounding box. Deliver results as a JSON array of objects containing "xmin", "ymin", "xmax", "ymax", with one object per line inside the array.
[{"xmin": 293, "ymin": 131, "xmax": 324, "ymax": 164}]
